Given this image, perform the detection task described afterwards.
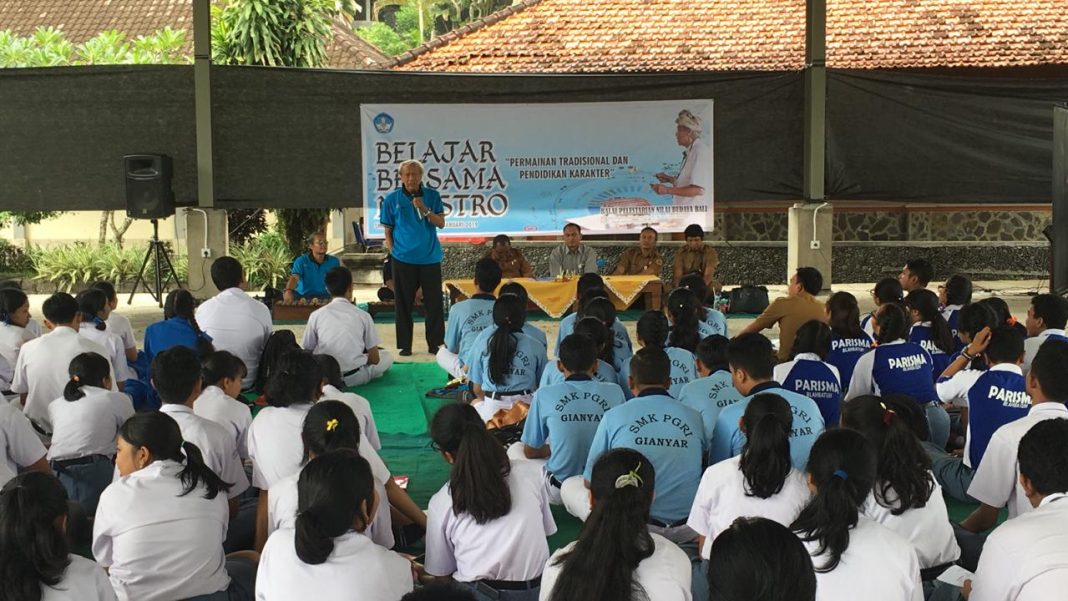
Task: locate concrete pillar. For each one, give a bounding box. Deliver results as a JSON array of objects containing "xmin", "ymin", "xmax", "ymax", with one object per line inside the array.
[
  {"xmin": 183, "ymin": 208, "xmax": 228, "ymax": 299},
  {"xmin": 787, "ymin": 202, "xmax": 833, "ymax": 290},
  {"xmin": 327, "ymin": 209, "xmax": 348, "ymax": 251}
]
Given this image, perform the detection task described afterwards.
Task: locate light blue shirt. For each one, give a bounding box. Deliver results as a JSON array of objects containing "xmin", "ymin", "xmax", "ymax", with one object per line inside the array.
[
  {"xmin": 468, "ymin": 331, "xmax": 547, "ymax": 393},
  {"xmin": 521, "ymin": 376, "xmax": 625, "ymax": 480},
  {"xmin": 539, "ymin": 358, "xmax": 625, "ymax": 391},
  {"xmin": 289, "ymin": 253, "xmax": 341, "ymax": 297},
  {"xmin": 619, "ymin": 346, "xmax": 696, "ymax": 399},
  {"xmin": 702, "ymin": 308, "xmax": 728, "ymax": 337},
  {"xmin": 463, "ymin": 323, "xmax": 548, "ymax": 370},
  {"xmin": 444, "ymin": 295, "xmax": 495, "ymax": 361},
  {"xmin": 379, "ymin": 186, "xmax": 444, "ymax": 265},
  {"xmin": 710, "ymin": 382, "xmax": 826, "ymax": 470},
  {"xmin": 583, "ymin": 389, "xmax": 706, "ymax": 523},
  {"xmin": 554, "ymin": 313, "xmax": 633, "ymax": 362},
  {"xmin": 678, "ymin": 369, "xmax": 744, "ymax": 453}
]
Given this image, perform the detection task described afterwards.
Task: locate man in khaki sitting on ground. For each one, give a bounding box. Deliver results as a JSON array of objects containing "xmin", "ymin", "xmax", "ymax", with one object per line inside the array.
[{"xmin": 737, "ymin": 266, "xmax": 827, "ymax": 362}]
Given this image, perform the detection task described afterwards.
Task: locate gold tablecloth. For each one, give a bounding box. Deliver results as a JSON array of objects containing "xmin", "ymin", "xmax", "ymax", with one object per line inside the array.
[{"xmin": 443, "ymin": 275, "xmax": 661, "ymax": 318}]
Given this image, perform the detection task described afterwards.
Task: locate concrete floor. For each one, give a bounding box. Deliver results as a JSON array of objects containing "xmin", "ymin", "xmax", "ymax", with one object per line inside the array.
[{"xmin": 25, "ymin": 279, "xmax": 1047, "ymax": 361}]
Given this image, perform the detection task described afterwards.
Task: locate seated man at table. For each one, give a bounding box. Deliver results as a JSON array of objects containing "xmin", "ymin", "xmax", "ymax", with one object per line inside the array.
[
  {"xmin": 483, "ymin": 234, "xmax": 533, "ymax": 279},
  {"xmin": 283, "ymin": 231, "xmax": 341, "ymax": 303},
  {"xmin": 437, "ymin": 259, "xmax": 501, "ymax": 379},
  {"xmin": 612, "ymin": 226, "xmax": 664, "ymax": 276},
  {"xmin": 673, "ymin": 223, "xmax": 719, "ymax": 291},
  {"xmin": 549, "ymin": 223, "xmax": 599, "ymax": 277}
]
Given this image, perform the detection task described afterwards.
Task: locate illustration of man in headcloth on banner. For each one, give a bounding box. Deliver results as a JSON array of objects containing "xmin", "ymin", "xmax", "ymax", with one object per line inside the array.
[{"xmin": 651, "ymin": 109, "xmax": 713, "ymax": 228}]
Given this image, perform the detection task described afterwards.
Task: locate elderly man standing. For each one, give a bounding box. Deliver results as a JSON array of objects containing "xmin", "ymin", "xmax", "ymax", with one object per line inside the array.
[
  {"xmin": 673, "ymin": 223, "xmax": 719, "ymax": 290},
  {"xmin": 548, "ymin": 223, "xmax": 598, "ymax": 277},
  {"xmin": 482, "ymin": 234, "xmax": 533, "ymax": 279},
  {"xmin": 613, "ymin": 226, "xmax": 663, "ymax": 276},
  {"xmin": 652, "ymin": 109, "xmax": 713, "ymax": 223},
  {"xmin": 381, "ymin": 159, "xmax": 446, "ymax": 357}
]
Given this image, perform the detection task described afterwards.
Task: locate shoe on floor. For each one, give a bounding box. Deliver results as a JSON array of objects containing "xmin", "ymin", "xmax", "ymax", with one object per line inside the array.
[
  {"xmin": 399, "ymin": 349, "xmax": 412, "ymax": 357},
  {"xmin": 428, "ymin": 346, "xmax": 439, "ymax": 355}
]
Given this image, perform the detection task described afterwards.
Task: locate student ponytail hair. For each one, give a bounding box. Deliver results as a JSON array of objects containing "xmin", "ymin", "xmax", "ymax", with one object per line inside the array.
[
  {"xmin": 791, "ymin": 320, "xmax": 832, "ymax": 360},
  {"xmin": 905, "ymin": 289, "xmax": 955, "ymax": 354},
  {"xmin": 62, "ymin": 352, "xmax": 110, "ymax": 402},
  {"xmin": 574, "ymin": 316, "xmax": 613, "ymax": 368},
  {"xmin": 841, "ymin": 395, "xmax": 933, "ymax": 515},
  {"xmin": 302, "ymin": 400, "xmax": 361, "ymax": 463},
  {"xmin": 264, "ymin": 349, "xmax": 321, "ymax": 408},
  {"xmin": 874, "ymin": 302, "xmax": 910, "ymax": 345},
  {"xmin": 740, "ymin": 393, "xmax": 793, "ymax": 499},
  {"xmin": 872, "ymin": 277, "xmax": 904, "ymax": 305},
  {"xmin": 164, "ymin": 289, "xmax": 214, "ymax": 357},
  {"xmin": 255, "ymin": 330, "xmax": 301, "ymax": 394},
  {"xmin": 488, "ymin": 294, "xmax": 525, "ymax": 385},
  {"xmin": 636, "ymin": 311, "xmax": 669, "ymax": 349},
  {"xmin": 790, "ymin": 429, "xmax": 877, "ymax": 572},
  {"xmin": 118, "ymin": 412, "xmax": 232, "ymax": 500},
  {"xmin": 75, "ymin": 288, "xmax": 109, "ymax": 331},
  {"xmin": 708, "ymin": 517, "xmax": 817, "ymax": 601},
  {"xmin": 430, "ymin": 403, "xmax": 511, "ymax": 523},
  {"xmin": 575, "ymin": 286, "xmax": 606, "ymax": 319},
  {"xmin": 826, "ymin": 292, "xmax": 865, "ymax": 339},
  {"xmin": 0, "ymin": 288, "xmax": 27, "ymax": 326},
  {"xmin": 548, "ymin": 448, "xmax": 655, "ymax": 601},
  {"xmin": 0, "ymin": 472, "xmax": 70, "ymax": 601},
  {"xmin": 294, "ymin": 450, "xmax": 376, "ymax": 565},
  {"xmin": 312, "ymin": 354, "xmax": 346, "ymax": 390},
  {"xmin": 666, "ymin": 287, "xmax": 701, "ymax": 352}
]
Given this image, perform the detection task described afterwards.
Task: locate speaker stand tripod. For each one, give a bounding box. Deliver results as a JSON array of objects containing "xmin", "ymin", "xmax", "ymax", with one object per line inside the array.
[{"xmin": 129, "ymin": 219, "xmax": 181, "ymax": 308}]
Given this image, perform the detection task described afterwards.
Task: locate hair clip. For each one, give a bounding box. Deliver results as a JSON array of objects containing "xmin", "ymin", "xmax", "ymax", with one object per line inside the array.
[
  {"xmin": 879, "ymin": 401, "xmax": 897, "ymax": 426},
  {"xmin": 325, "ymin": 418, "xmax": 339, "ymax": 432},
  {"xmin": 832, "ymin": 469, "xmax": 849, "ymax": 481},
  {"xmin": 614, "ymin": 462, "xmax": 643, "ymax": 489},
  {"xmin": 72, "ymin": 375, "xmax": 80, "ymax": 383}
]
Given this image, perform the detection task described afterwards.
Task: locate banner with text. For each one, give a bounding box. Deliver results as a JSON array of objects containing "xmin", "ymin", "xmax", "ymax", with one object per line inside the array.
[{"xmin": 361, "ymin": 100, "xmax": 714, "ymax": 237}]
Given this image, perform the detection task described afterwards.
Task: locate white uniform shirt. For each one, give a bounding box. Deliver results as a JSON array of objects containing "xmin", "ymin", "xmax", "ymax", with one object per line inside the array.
[
  {"xmin": 25, "ymin": 317, "xmax": 43, "ymax": 338},
  {"xmin": 93, "ymin": 460, "xmax": 231, "ymax": 601},
  {"xmin": 41, "ymin": 554, "xmax": 118, "ymax": 601},
  {"xmin": 247, "ymin": 403, "xmax": 313, "ymax": 489},
  {"xmin": 425, "ymin": 460, "xmax": 556, "ymax": 582},
  {"xmin": 968, "ymin": 402, "xmax": 1068, "ymax": 518},
  {"xmin": 320, "ymin": 384, "xmax": 381, "ymax": 450},
  {"xmin": 0, "ymin": 400, "xmax": 46, "ymax": 486},
  {"xmin": 803, "ymin": 516, "xmax": 922, "ymax": 601},
  {"xmin": 193, "ymin": 385, "xmax": 254, "ymax": 460},
  {"xmin": 47, "ymin": 386, "xmax": 134, "ymax": 461},
  {"xmin": 0, "ymin": 323, "xmax": 33, "ymax": 387},
  {"xmin": 935, "ymin": 368, "xmax": 983, "ymax": 405},
  {"xmin": 540, "ymin": 533, "xmax": 692, "ymax": 601},
  {"xmin": 674, "ymin": 138, "xmax": 713, "ymax": 210},
  {"xmin": 195, "ymin": 288, "xmax": 272, "ymax": 388},
  {"xmin": 687, "ymin": 455, "xmax": 810, "ymax": 559},
  {"xmin": 301, "ymin": 298, "xmax": 381, "ymax": 375},
  {"xmin": 861, "ymin": 478, "xmax": 960, "ymax": 569},
  {"xmin": 12, "ymin": 326, "xmax": 115, "ymax": 431},
  {"xmin": 159, "ymin": 404, "xmax": 249, "ymax": 498},
  {"xmin": 970, "ymin": 493, "xmax": 1068, "ymax": 601},
  {"xmin": 105, "ymin": 312, "xmax": 137, "ymax": 353},
  {"xmin": 1022, "ymin": 328, "xmax": 1067, "ymax": 374},
  {"xmin": 79, "ymin": 324, "xmax": 133, "ymax": 382},
  {"xmin": 256, "ymin": 528, "xmax": 413, "ymax": 601}
]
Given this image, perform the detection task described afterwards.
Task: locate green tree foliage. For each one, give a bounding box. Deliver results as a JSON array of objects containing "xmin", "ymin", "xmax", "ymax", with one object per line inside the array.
[{"xmin": 355, "ymin": 21, "xmax": 416, "ymax": 56}]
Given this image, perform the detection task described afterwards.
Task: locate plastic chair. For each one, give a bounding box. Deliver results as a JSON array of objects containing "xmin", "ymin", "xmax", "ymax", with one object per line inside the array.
[{"xmin": 353, "ymin": 218, "xmax": 384, "ymax": 252}]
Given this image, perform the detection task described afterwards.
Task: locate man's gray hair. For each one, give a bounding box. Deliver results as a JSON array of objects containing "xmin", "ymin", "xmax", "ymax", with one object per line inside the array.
[{"xmin": 399, "ymin": 159, "xmax": 424, "ymax": 175}]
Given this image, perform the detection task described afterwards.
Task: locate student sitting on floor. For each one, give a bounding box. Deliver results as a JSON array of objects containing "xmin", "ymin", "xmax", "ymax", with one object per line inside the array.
[
  {"xmin": 0, "ymin": 388, "xmax": 48, "ymax": 487},
  {"xmin": 258, "ymin": 450, "xmax": 414, "ymax": 601},
  {"xmin": 437, "ymin": 258, "xmax": 501, "ymax": 379},
  {"xmin": 467, "ymin": 294, "xmax": 547, "ymax": 422},
  {"xmin": 554, "ymin": 284, "xmax": 633, "ymax": 365},
  {"xmin": 194, "ymin": 351, "xmax": 253, "ymax": 461},
  {"xmin": 978, "ymin": 297, "xmax": 1027, "ymax": 340},
  {"xmin": 862, "ymin": 277, "xmax": 904, "ymax": 338},
  {"xmin": 47, "ymin": 352, "xmax": 133, "ymax": 515},
  {"xmin": 302, "ymin": 267, "xmax": 392, "ymax": 388},
  {"xmin": 791, "ymin": 429, "xmax": 922, "ymax": 601},
  {"xmin": 774, "ymin": 320, "xmax": 843, "ymax": 427},
  {"xmin": 0, "ymin": 280, "xmax": 42, "ymax": 338},
  {"xmin": 905, "ymin": 289, "xmax": 957, "ymax": 378},
  {"xmin": 553, "ymin": 273, "xmax": 608, "ymax": 354},
  {"xmin": 665, "ymin": 286, "xmax": 712, "ymax": 353},
  {"xmin": 512, "ymin": 333, "xmax": 625, "ymax": 505},
  {"xmin": 563, "ymin": 348, "xmax": 705, "ymax": 545},
  {"xmin": 678, "ymin": 334, "xmax": 744, "ymax": 454},
  {"xmin": 542, "ymin": 449, "xmax": 692, "ymax": 601},
  {"xmin": 824, "ymin": 291, "xmax": 872, "ymax": 395},
  {"xmin": 938, "ymin": 274, "xmax": 972, "ymax": 348},
  {"xmin": 315, "ymin": 354, "xmax": 380, "ymax": 450},
  {"xmin": 840, "ymin": 395, "xmax": 960, "ymax": 579},
  {"xmin": 688, "ymin": 393, "xmax": 810, "ymax": 601},
  {"xmin": 707, "ymin": 517, "xmax": 816, "ymax": 601},
  {"xmin": 195, "ymin": 257, "xmax": 273, "ymax": 391},
  {"xmin": 75, "ymin": 288, "xmax": 132, "ymax": 392},
  {"xmin": 93, "ymin": 412, "xmax": 258, "ymax": 601},
  {"xmin": 945, "ymin": 302, "xmax": 998, "ymax": 373},
  {"xmin": 0, "ymin": 288, "xmax": 35, "ymax": 395},
  {"xmin": 1021, "ymin": 292, "xmax": 1068, "ymax": 373},
  {"xmin": 965, "ymin": 418, "xmax": 1068, "ymax": 601},
  {"xmin": 426, "ymin": 403, "xmax": 556, "ymax": 601},
  {"xmin": 619, "ymin": 311, "xmax": 696, "ymax": 399},
  {"xmin": 465, "ymin": 284, "xmax": 549, "ymax": 377},
  {"xmin": 143, "ymin": 290, "xmax": 215, "ymax": 367},
  {"xmin": 678, "ymin": 273, "xmax": 728, "ymax": 337},
  {"xmin": 710, "ymin": 333, "xmax": 825, "ymax": 470},
  {"xmin": 253, "ymin": 330, "xmax": 300, "ymax": 396},
  {"xmin": 91, "ymin": 281, "xmax": 138, "ymax": 364},
  {"xmin": 0, "ymin": 472, "xmax": 117, "ymax": 601},
  {"xmin": 538, "ymin": 317, "xmax": 623, "ymax": 390}
]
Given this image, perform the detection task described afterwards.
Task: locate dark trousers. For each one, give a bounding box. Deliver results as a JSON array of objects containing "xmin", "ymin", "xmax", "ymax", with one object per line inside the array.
[{"xmin": 392, "ymin": 258, "xmax": 444, "ymax": 352}]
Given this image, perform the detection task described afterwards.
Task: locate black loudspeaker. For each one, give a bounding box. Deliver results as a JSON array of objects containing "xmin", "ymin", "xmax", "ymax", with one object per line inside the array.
[{"xmin": 124, "ymin": 154, "xmax": 175, "ymax": 219}]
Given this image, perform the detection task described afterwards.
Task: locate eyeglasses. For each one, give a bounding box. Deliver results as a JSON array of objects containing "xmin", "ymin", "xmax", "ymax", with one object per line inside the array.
[{"xmin": 311, "ymin": 240, "xmax": 328, "ymax": 247}]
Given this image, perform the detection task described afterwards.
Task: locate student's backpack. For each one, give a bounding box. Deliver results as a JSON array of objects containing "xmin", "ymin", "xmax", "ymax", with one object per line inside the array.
[{"xmin": 725, "ymin": 285, "xmax": 770, "ymax": 314}]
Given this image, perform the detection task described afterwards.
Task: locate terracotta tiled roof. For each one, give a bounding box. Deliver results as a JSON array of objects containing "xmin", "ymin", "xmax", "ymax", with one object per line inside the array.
[
  {"xmin": 391, "ymin": 0, "xmax": 1068, "ymax": 72},
  {"xmin": 0, "ymin": 0, "xmax": 389, "ymax": 70}
]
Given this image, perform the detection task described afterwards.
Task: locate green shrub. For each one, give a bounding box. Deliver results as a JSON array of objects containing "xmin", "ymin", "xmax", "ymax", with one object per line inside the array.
[
  {"xmin": 230, "ymin": 230, "xmax": 292, "ymax": 291},
  {"xmin": 29, "ymin": 242, "xmax": 188, "ymax": 292},
  {"xmin": 0, "ymin": 239, "xmax": 33, "ymax": 273}
]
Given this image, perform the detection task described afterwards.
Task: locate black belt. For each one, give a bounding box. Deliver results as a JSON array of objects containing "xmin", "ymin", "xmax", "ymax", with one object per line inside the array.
[
  {"xmin": 52, "ymin": 454, "xmax": 110, "ymax": 469},
  {"xmin": 488, "ymin": 389, "xmax": 532, "ymax": 398},
  {"xmin": 648, "ymin": 517, "xmax": 688, "ymax": 528},
  {"xmin": 548, "ymin": 474, "xmax": 562, "ymax": 488},
  {"xmin": 920, "ymin": 563, "xmax": 954, "ymax": 582},
  {"xmin": 479, "ymin": 576, "xmax": 542, "ymax": 591},
  {"xmin": 343, "ymin": 365, "xmax": 365, "ymax": 377}
]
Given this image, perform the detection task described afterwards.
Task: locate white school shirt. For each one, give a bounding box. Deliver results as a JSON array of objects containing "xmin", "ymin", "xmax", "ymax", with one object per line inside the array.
[
  {"xmin": 195, "ymin": 288, "xmax": 272, "ymax": 388},
  {"xmin": 25, "ymin": 317, "xmax": 43, "ymax": 338},
  {"xmin": 47, "ymin": 386, "xmax": 134, "ymax": 461},
  {"xmin": 193, "ymin": 385, "xmax": 254, "ymax": 460},
  {"xmin": 425, "ymin": 460, "xmax": 557, "ymax": 582},
  {"xmin": 0, "ymin": 400, "xmax": 46, "ymax": 486},
  {"xmin": 257, "ymin": 528, "xmax": 413, "ymax": 601},
  {"xmin": 93, "ymin": 460, "xmax": 231, "ymax": 601},
  {"xmin": 540, "ymin": 533, "xmax": 692, "ymax": 601},
  {"xmin": 861, "ymin": 477, "xmax": 960, "ymax": 569},
  {"xmin": 0, "ymin": 354, "xmax": 12, "ymax": 393},
  {"xmin": 247, "ymin": 403, "xmax": 313, "ymax": 489},
  {"xmin": 12, "ymin": 326, "xmax": 115, "ymax": 431},
  {"xmin": 41, "ymin": 554, "xmax": 118, "ymax": 601},
  {"xmin": 320, "ymin": 384, "xmax": 381, "ymax": 450},
  {"xmin": 0, "ymin": 323, "xmax": 32, "ymax": 382},
  {"xmin": 79, "ymin": 324, "xmax": 133, "ymax": 382},
  {"xmin": 935, "ymin": 368, "xmax": 983, "ymax": 405},
  {"xmin": 803, "ymin": 516, "xmax": 922, "ymax": 601},
  {"xmin": 301, "ymin": 298, "xmax": 381, "ymax": 375},
  {"xmin": 105, "ymin": 311, "xmax": 137, "ymax": 353},
  {"xmin": 159, "ymin": 404, "xmax": 250, "ymax": 498},
  {"xmin": 1022, "ymin": 328, "xmax": 1067, "ymax": 374},
  {"xmin": 970, "ymin": 493, "xmax": 1068, "ymax": 601},
  {"xmin": 687, "ymin": 456, "xmax": 810, "ymax": 559},
  {"xmin": 967, "ymin": 402, "xmax": 1068, "ymax": 519}
]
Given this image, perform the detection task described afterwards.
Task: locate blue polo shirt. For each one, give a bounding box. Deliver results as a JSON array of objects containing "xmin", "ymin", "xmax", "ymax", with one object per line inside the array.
[
  {"xmin": 444, "ymin": 293, "xmax": 495, "ymax": 362},
  {"xmin": 143, "ymin": 316, "xmax": 213, "ymax": 365},
  {"xmin": 710, "ymin": 382, "xmax": 825, "ymax": 470},
  {"xmin": 826, "ymin": 332, "xmax": 873, "ymax": 393},
  {"xmin": 774, "ymin": 354, "xmax": 843, "ymax": 427},
  {"xmin": 619, "ymin": 346, "xmax": 696, "ymax": 399},
  {"xmin": 965, "ymin": 364, "xmax": 1031, "ymax": 469},
  {"xmin": 539, "ymin": 358, "xmax": 624, "ymax": 391},
  {"xmin": 521, "ymin": 375, "xmax": 626, "ymax": 480},
  {"xmin": 583, "ymin": 388, "xmax": 705, "ymax": 524},
  {"xmin": 678, "ymin": 368, "xmax": 744, "ymax": 452},
  {"xmin": 379, "ymin": 185, "xmax": 444, "ymax": 265},
  {"xmin": 463, "ymin": 323, "xmax": 548, "ymax": 371},
  {"xmin": 468, "ymin": 331, "xmax": 546, "ymax": 393},
  {"xmin": 867, "ymin": 341, "xmax": 938, "ymax": 403},
  {"xmin": 290, "ymin": 253, "xmax": 341, "ymax": 297},
  {"xmin": 909, "ymin": 323, "xmax": 954, "ymax": 378},
  {"xmin": 702, "ymin": 308, "xmax": 729, "ymax": 337},
  {"xmin": 554, "ymin": 313, "xmax": 633, "ymax": 362}
]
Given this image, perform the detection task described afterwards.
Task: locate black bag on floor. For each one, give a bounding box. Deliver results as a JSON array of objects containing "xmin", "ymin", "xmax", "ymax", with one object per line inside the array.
[{"xmin": 726, "ymin": 285, "xmax": 770, "ymax": 314}]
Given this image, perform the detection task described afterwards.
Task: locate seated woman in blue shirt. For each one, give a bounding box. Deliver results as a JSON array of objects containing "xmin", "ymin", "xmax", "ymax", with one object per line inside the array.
[
  {"xmin": 468, "ymin": 294, "xmax": 547, "ymax": 422},
  {"xmin": 144, "ymin": 289, "xmax": 214, "ymax": 365}
]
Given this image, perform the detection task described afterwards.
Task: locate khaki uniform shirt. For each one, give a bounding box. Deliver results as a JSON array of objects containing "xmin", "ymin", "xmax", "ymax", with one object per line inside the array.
[
  {"xmin": 614, "ymin": 247, "xmax": 664, "ymax": 276},
  {"xmin": 673, "ymin": 245, "xmax": 719, "ymax": 283},
  {"xmin": 749, "ymin": 291, "xmax": 828, "ymax": 361},
  {"xmin": 483, "ymin": 247, "xmax": 533, "ymax": 279}
]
